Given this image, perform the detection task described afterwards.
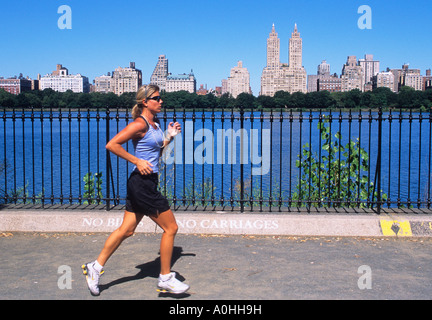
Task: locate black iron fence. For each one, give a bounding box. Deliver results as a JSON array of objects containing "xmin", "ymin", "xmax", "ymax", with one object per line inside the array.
[{"xmin": 1, "ymin": 106, "xmax": 431, "ymax": 213}]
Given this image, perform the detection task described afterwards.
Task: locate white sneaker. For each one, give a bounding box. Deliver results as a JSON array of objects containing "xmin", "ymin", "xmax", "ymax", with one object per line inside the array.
[
  {"xmin": 157, "ymin": 272, "xmax": 190, "ymax": 294},
  {"xmin": 82, "ymin": 261, "xmax": 104, "ymax": 296}
]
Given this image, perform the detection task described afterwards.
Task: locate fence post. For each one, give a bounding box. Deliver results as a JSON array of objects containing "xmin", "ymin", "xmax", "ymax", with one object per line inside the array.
[
  {"xmin": 105, "ymin": 108, "xmax": 111, "ymax": 211},
  {"xmin": 377, "ymin": 107, "xmax": 383, "ymax": 214},
  {"xmin": 240, "ymin": 105, "xmax": 245, "ymax": 212}
]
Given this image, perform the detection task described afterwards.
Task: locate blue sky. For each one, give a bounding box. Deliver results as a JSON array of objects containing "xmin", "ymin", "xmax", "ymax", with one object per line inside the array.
[{"xmin": 1, "ymin": 0, "xmax": 431, "ymax": 95}]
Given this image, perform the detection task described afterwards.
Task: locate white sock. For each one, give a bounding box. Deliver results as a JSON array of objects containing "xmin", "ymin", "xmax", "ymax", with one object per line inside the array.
[
  {"xmin": 159, "ymin": 273, "xmax": 172, "ymax": 281},
  {"xmin": 94, "ymin": 260, "xmax": 104, "ymax": 273}
]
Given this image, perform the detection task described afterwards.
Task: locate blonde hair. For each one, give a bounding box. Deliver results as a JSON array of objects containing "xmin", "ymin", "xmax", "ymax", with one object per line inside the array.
[{"xmin": 131, "ymin": 84, "xmax": 160, "ymax": 120}]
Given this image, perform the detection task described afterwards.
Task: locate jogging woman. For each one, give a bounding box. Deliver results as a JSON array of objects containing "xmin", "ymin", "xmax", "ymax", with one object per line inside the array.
[{"xmin": 82, "ymin": 84, "xmax": 189, "ymax": 295}]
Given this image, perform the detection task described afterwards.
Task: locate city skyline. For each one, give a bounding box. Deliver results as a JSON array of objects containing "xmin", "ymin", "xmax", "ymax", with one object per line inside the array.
[
  {"xmin": 261, "ymin": 23, "xmax": 307, "ymax": 96},
  {"xmin": 1, "ymin": 0, "xmax": 431, "ymax": 96}
]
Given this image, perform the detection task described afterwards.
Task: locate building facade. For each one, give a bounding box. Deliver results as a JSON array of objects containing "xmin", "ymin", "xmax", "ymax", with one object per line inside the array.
[
  {"xmin": 373, "ymin": 71, "xmax": 395, "ymax": 92},
  {"xmin": 423, "ymin": 69, "xmax": 432, "ymax": 91},
  {"xmin": 404, "ymin": 73, "xmax": 423, "ymax": 91},
  {"xmin": 93, "ymin": 62, "xmax": 142, "ymax": 95},
  {"xmin": 197, "ymin": 84, "xmax": 208, "ymax": 95},
  {"xmin": 261, "ymin": 24, "xmax": 307, "ymax": 96},
  {"xmin": 358, "ymin": 54, "xmax": 380, "ymax": 91},
  {"xmin": 0, "ymin": 77, "xmax": 32, "ymax": 95},
  {"xmin": 165, "ymin": 72, "xmax": 196, "ymax": 93},
  {"xmin": 111, "ymin": 62, "xmax": 142, "ymax": 96},
  {"xmin": 390, "ymin": 64, "xmax": 422, "ymax": 92},
  {"xmin": 317, "ymin": 77, "xmax": 342, "ymax": 93},
  {"xmin": 222, "ymin": 61, "xmax": 252, "ymax": 98},
  {"xmin": 150, "ymin": 55, "xmax": 169, "ymax": 91},
  {"xmin": 94, "ymin": 74, "xmax": 112, "ymax": 93},
  {"xmin": 40, "ymin": 64, "xmax": 90, "ymax": 93},
  {"xmin": 308, "ymin": 60, "xmax": 339, "ymax": 92},
  {"xmin": 287, "ymin": 24, "xmax": 307, "ymax": 93},
  {"xmin": 341, "ymin": 56, "xmax": 364, "ymax": 92},
  {"xmin": 149, "ymin": 55, "xmax": 196, "ymax": 93}
]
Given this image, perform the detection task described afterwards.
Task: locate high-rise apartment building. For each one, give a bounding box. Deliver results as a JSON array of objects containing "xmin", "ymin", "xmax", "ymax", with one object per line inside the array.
[
  {"xmin": 222, "ymin": 61, "xmax": 252, "ymax": 98},
  {"xmin": 40, "ymin": 64, "xmax": 90, "ymax": 93},
  {"xmin": 93, "ymin": 62, "xmax": 141, "ymax": 95},
  {"xmin": 359, "ymin": 54, "xmax": 380, "ymax": 91},
  {"xmin": 288, "ymin": 24, "xmax": 308, "ymax": 93},
  {"xmin": 261, "ymin": 24, "xmax": 307, "ymax": 96},
  {"xmin": 390, "ymin": 64, "xmax": 422, "ymax": 92},
  {"xmin": 404, "ymin": 73, "xmax": 423, "ymax": 91},
  {"xmin": 0, "ymin": 77, "xmax": 32, "ymax": 95},
  {"xmin": 308, "ymin": 60, "xmax": 338, "ymax": 92},
  {"xmin": 341, "ymin": 56, "xmax": 364, "ymax": 92},
  {"xmin": 423, "ymin": 69, "xmax": 432, "ymax": 91},
  {"xmin": 149, "ymin": 55, "xmax": 196, "ymax": 93},
  {"xmin": 150, "ymin": 55, "xmax": 169, "ymax": 91},
  {"xmin": 266, "ymin": 24, "xmax": 280, "ymax": 70},
  {"xmin": 373, "ymin": 71, "xmax": 395, "ymax": 92},
  {"xmin": 94, "ymin": 74, "xmax": 112, "ymax": 93},
  {"xmin": 289, "ymin": 24, "xmax": 303, "ymax": 70},
  {"xmin": 221, "ymin": 79, "xmax": 228, "ymax": 95},
  {"xmin": 318, "ymin": 60, "xmax": 331, "ymax": 76},
  {"xmin": 111, "ymin": 62, "xmax": 142, "ymax": 96}
]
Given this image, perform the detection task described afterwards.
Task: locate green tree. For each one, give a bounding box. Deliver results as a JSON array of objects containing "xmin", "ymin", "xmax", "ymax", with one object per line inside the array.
[
  {"xmin": 89, "ymin": 92, "xmax": 106, "ymax": 108},
  {"xmin": 290, "ymin": 91, "xmax": 306, "ymax": 109},
  {"xmin": 234, "ymin": 92, "xmax": 256, "ymax": 109},
  {"xmin": 59, "ymin": 90, "xmax": 77, "ymax": 108},
  {"xmin": 118, "ymin": 92, "xmax": 135, "ymax": 108},
  {"xmin": 76, "ymin": 93, "xmax": 92, "ymax": 108},
  {"xmin": 292, "ymin": 117, "xmax": 387, "ymax": 208},
  {"xmin": 15, "ymin": 92, "xmax": 29, "ymax": 107},
  {"xmin": 218, "ymin": 93, "xmax": 235, "ymax": 108},
  {"xmin": 273, "ymin": 91, "xmax": 291, "ymax": 108},
  {"xmin": 306, "ymin": 91, "xmax": 336, "ymax": 109},
  {"xmin": 371, "ymin": 87, "xmax": 397, "ymax": 108},
  {"xmin": 257, "ymin": 95, "xmax": 275, "ymax": 109},
  {"xmin": 23, "ymin": 92, "xmax": 42, "ymax": 108},
  {"xmin": 342, "ymin": 89, "xmax": 362, "ymax": 109},
  {"xmin": 105, "ymin": 92, "xmax": 121, "ymax": 108},
  {"xmin": 83, "ymin": 172, "xmax": 103, "ymax": 204},
  {"xmin": 41, "ymin": 90, "xmax": 59, "ymax": 108},
  {"xmin": 0, "ymin": 89, "xmax": 16, "ymax": 107}
]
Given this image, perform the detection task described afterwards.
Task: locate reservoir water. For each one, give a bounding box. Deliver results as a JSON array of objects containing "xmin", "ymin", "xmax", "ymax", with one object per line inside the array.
[{"xmin": 1, "ymin": 109, "xmax": 431, "ymax": 208}]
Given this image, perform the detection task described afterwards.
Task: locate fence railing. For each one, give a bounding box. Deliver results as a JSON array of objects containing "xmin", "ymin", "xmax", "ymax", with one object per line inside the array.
[{"xmin": 1, "ymin": 106, "xmax": 431, "ymax": 213}]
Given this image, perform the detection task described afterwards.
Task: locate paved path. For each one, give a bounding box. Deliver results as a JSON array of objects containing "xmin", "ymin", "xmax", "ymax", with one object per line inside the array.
[{"xmin": 1, "ymin": 232, "xmax": 432, "ymax": 300}]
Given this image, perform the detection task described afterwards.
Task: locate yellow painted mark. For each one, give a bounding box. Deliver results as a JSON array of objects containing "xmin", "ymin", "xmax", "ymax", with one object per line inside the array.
[{"xmin": 380, "ymin": 219, "xmax": 412, "ymax": 236}]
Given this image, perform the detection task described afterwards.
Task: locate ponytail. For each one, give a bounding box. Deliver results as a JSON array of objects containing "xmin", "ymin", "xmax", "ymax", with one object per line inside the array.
[{"xmin": 131, "ymin": 103, "xmax": 143, "ymax": 120}]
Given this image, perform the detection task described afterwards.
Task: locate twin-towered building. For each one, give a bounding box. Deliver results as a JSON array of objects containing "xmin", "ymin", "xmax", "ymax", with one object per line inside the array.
[{"xmin": 260, "ymin": 24, "xmax": 307, "ymax": 96}]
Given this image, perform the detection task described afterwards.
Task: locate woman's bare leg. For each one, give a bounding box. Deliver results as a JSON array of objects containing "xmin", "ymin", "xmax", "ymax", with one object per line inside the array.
[
  {"xmin": 96, "ymin": 210, "xmax": 145, "ymax": 266},
  {"xmin": 149, "ymin": 209, "xmax": 178, "ymax": 275}
]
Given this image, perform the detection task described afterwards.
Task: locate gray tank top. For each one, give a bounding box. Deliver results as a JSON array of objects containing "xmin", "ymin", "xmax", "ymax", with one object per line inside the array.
[{"xmin": 132, "ymin": 116, "xmax": 164, "ymax": 173}]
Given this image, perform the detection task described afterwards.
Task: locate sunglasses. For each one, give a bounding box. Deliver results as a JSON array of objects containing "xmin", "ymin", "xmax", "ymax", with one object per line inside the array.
[{"xmin": 147, "ymin": 95, "xmax": 162, "ymax": 102}]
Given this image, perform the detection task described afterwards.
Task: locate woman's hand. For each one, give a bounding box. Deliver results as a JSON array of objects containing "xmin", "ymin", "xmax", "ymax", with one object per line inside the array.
[
  {"xmin": 135, "ymin": 159, "xmax": 153, "ymax": 175},
  {"xmin": 166, "ymin": 122, "xmax": 181, "ymax": 140}
]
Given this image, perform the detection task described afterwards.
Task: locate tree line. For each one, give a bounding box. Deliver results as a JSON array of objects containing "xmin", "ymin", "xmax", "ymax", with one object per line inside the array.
[{"xmin": 1, "ymin": 86, "xmax": 431, "ymax": 110}]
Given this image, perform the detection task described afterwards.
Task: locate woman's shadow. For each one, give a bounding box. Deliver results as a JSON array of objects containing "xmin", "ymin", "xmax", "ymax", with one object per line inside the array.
[{"xmin": 99, "ymin": 246, "xmax": 195, "ymax": 298}]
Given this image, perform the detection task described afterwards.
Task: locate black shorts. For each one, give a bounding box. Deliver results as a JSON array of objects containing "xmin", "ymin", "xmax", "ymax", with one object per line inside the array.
[{"xmin": 125, "ymin": 171, "xmax": 170, "ymax": 216}]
